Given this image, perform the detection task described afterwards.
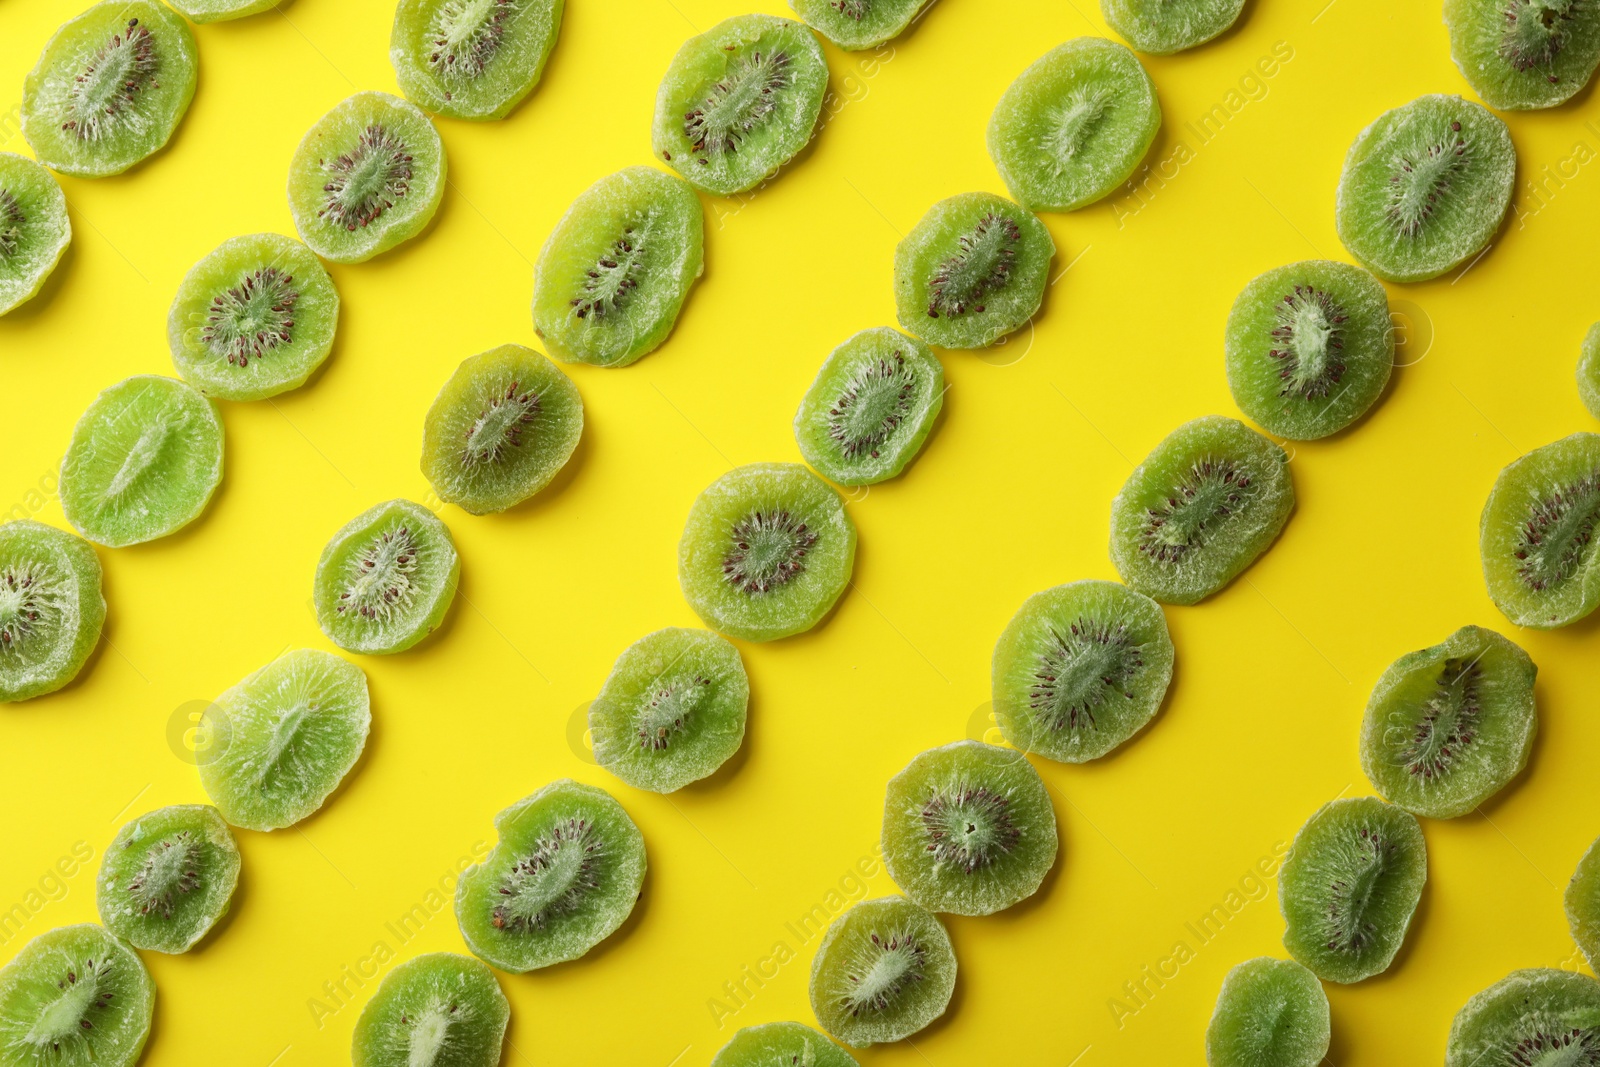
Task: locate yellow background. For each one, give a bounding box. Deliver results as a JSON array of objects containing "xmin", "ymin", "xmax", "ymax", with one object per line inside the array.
[{"xmin": 2, "ymin": 0, "xmax": 1598, "ymax": 1062}]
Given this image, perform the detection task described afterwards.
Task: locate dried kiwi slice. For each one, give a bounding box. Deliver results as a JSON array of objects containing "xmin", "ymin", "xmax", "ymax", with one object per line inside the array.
[
  {"xmin": 788, "ymin": 0, "xmax": 929, "ymax": 50},
  {"xmin": 351, "ymin": 952, "xmax": 509, "ymax": 1067},
  {"xmin": 168, "ymin": 234, "xmax": 341, "ymax": 402},
  {"xmin": 793, "ymin": 327, "xmax": 944, "ymax": 487},
  {"xmin": 987, "ymin": 38, "xmax": 1161, "ymax": 213},
  {"xmin": 455, "ymin": 779, "xmax": 647, "ymax": 973},
  {"xmin": 59, "ymin": 375, "xmax": 225, "ymax": 548},
  {"xmin": 1578, "ymin": 324, "xmax": 1600, "ymax": 420},
  {"xmin": 420, "ymin": 344, "xmax": 583, "ymax": 514},
  {"xmin": 1334, "ymin": 95, "xmax": 1514, "ymax": 284},
  {"xmin": 678, "ymin": 463, "xmax": 856, "ymax": 642},
  {"xmin": 1102, "ymin": 0, "xmax": 1246, "ymax": 54},
  {"xmin": 0, "ymin": 521, "xmax": 104, "ymax": 704},
  {"xmin": 532, "ymin": 166, "xmax": 704, "ymax": 368},
  {"xmin": 1224, "ymin": 260, "xmax": 1395, "ymax": 441},
  {"xmin": 287, "ymin": 92, "xmax": 447, "ymax": 264},
  {"xmin": 588, "ymin": 627, "xmax": 749, "ymax": 794},
  {"xmin": 0, "ymin": 154, "xmax": 70, "ymax": 316},
  {"xmin": 1446, "ymin": 969, "xmax": 1600, "ymax": 1067},
  {"xmin": 314, "ymin": 500, "xmax": 460, "ymax": 655},
  {"xmin": 1445, "ymin": 0, "xmax": 1600, "ymax": 110},
  {"xmin": 808, "ymin": 896, "xmax": 956, "ymax": 1048},
  {"xmin": 651, "ymin": 14, "xmax": 828, "ymax": 196},
  {"xmin": 167, "ymin": 0, "xmax": 277, "ymax": 22},
  {"xmin": 0, "ymin": 924, "xmax": 154, "ymax": 1067},
  {"xmin": 391, "ymin": 0, "xmax": 564, "ymax": 120},
  {"xmin": 1566, "ymin": 836, "xmax": 1600, "ymax": 971},
  {"xmin": 96, "ymin": 804, "xmax": 240, "ymax": 953},
  {"xmin": 1480, "ymin": 433, "xmax": 1600, "ymax": 628},
  {"xmin": 712, "ymin": 1022, "xmax": 859, "ymax": 1067},
  {"xmin": 1205, "ymin": 957, "xmax": 1330, "ymax": 1067},
  {"xmin": 1278, "ymin": 797, "xmax": 1426, "ymax": 984}
]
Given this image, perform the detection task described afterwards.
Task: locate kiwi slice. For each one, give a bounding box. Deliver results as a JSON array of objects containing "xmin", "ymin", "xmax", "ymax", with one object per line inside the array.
[
  {"xmin": 787, "ymin": 0, "xmax": 930, "ymax": 50},
  {"xmin": 96, "ymin": 804, "xmax": 241, "ymax": 953},
  {"xmin": 1578, "ymin": 324, "xmax": 1600, "ymax": 420},
  {"xmin": 314, "ymin": 499, "xmax": 460, "ymax": 655},
  {"xmin": 678, "ymin": 462, "xmax": 857, "ymax": 642},
  {"xmin": 987, "ymin": 38, "xmax": 1161, "ymax": 214},
  {"xmin": 168, "ymin": 234, "xmax": 341, "ymax": 402},
  {"xmin": 0, "ymin": 924, "xmax": 154, "ymax": 1067},
  {"xmin": 1205, "ymin": 957, "xmax": 1330, "ymax": 1067},
  {"xmin": 1446, "ymin": 969, "xmax": 1600, "ymax": 1067},
  {"xmin": 1334, "ymin": 94, "xmax": 1515, "ymax": 284},
  {"xmin": 1109, "ymin": 415, "xmax": 1294, "ymax": 605},
  {"xmin": 1566, "ymin": 836, "xmax": 1600, "ymax": 972},
  {"xmin": 0, "ymin": 520, "xmax": 104, "ymax": 704},
  {"xmin": 808, "ymin": 895, "xmax": 956, "ymax": 1048},
  {"xmin": 1101, "ymin": 0, "xmax": 1246, "ymax": 54},
  {"xmin": 59, "ymin": 375, "xmax": 225, "ymax": 548},
  {"xmin": 893, "ymin": 192, "xmax": 1054, "ymax": 350},
  {"xmin": 531, "ymin": 166, "xmax": 705, "ymax": 368},
  {"xmin": 454, "ymin": 779, "xmax": 647, "ymax": 973},
  {"xmin": 167, "ymin": 0, "xmax": 277, "ymax": 22},
  {"xmin": 711, "ymin": 1022, "xmax": 859, "ymax": 1067},
  {"xmin": 1445, "ymin": 0, "xmax": 1600, "ymax": 110},
  {"xmin": 588, "ymin": 627, "xmax": 749, "ymax": 794},
  {"xmin": 1224, "ymin": 260, "xmax": 1395, "ymax": 441},
  {"xmin": 420, "ymin": 344, "xmax": 583, "ymax": 514},
  {"xmin": 793, "ymin": 327, "xmax": 944, "ymax": 487},
  {"xmin": 351, "ymin": 952, "xmax": 509, "ymax": 1067},
  {"xmin": 651, "ymin": 14, "xmax": 829, "ymax": 197},
  {"xmin": 0, "ymin": 154, "xmax": 70, "ymax": 316},
  {"xmin": 391, "ymin": 0, "xmax": 564, "ymax": 121},
  {"xmin": 1278, "ymin": 797, "xmax": 1426, "ymax": 984},
  {"xmin": 287, "ymin": 92, "xmax": 447, "ymax": 265}
]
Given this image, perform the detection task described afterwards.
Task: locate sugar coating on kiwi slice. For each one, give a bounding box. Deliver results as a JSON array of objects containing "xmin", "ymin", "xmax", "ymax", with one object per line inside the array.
[
  {"xmin": 651, "ymin": 14, "xmax": 828, "ymax": 196},
  {"xmin": 808, "ymin": 895, "xmax": 956, "ymax": 1048},
  {"xmin": 532, "ymin": 166, "xmax": 705, "ymax": 368},
  {"xmin": 0, "ymin": 521, "xmax": 104, "ymax": 704},
  {"xmin": 167, "ymin": 0, "xmax": 278, "ymax": 22},
  {"xmin": 391, "ymin": 0, "xmax": 565, "ymax": 121},
  {"xmin": 1445, "ymin": 0, "xmax": 1600, "ymax": 110},
  {"xmin": 0, "ymin": 924, "xmax": 154, "ymax": 1067},
  {"xmin": 314, "ymin": 499, "xmax": 460, "ymax": 655},
  {"xmin": 96, "ymin": 805, "xmax": 240, "ymax": 954},
  {"xmin": 455, "ymin": 779, "xmax": 647, "ymax": 973},
  {"xmin": 1101, "ymin": 0, "xmax": 1246, "ymax": 54},
  {"xmin": 787, "ymin": 0, "xmax": 930, "ymax": 50},
  {"xmin": 0, "ymin": 154, "xmax": 71, "ymax": 317},
  {"xmin": 712, "ymin": 1022, "xmax": 860, "ymax": 1067},
  {"xmin": 1565, "ymin": 836, "xmax": 1600, "ymax": 973},
  {"xmin": 1446, "ymin": 968, "xmax": 1600, "ymax": 1067},
  {"xmin": 588, "ymin": 627, "xmax": 749, "ymax": 794},
  {"xmin": 1578, "ymin": 324, "xmax": 1600, "ymax": 421},
  {"xmin": 1205, "ymin": 957, "xmax": 1329, "ymax": 1067},
  {"xmin": 351, "ymin": 952, "xmax": 509, "ymax": 1067}
]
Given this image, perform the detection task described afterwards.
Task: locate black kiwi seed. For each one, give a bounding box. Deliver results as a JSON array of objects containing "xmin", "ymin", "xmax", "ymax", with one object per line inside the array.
[
  {"xmin": 318, "ymin": 125, "xmax": 415, "ymax": 232},
  {"xmin": 1028, "ymin": 618, "xmax": 1144, "ymax": 733},
  {"xmin": 927, "ymin": 211, "xmax": 1020, "ymax": 319},
  {"xmin": 61, "ymin": 20, "xmax": 158, "ymax": 141},
  {"xmin": 721, "ymin": 510, "xmax": 817, "ymax": 594},
  {"xmin": 428, "ymin": 0, "xmax": 515, "ymax": 77},
  {"xmin": 491, "ymin": 818, "xmax": 603, "ymax": 932},
  {"xmin": 1270, "ymin": 286, "xmax": 1348, "ymax": 399},
  {"xmin": 684, "ymin": 50, "xmax": 793, "ymax": 160}
]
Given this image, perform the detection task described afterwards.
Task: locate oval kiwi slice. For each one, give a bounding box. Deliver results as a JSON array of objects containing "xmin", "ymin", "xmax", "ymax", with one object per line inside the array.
[
  {"xmin": 588, "ymin": 627, "xmax": 749, "ymax": 794},
  {"xmin": 59, "ymin": 375, "xmax": 225, "ymax": 548},
  {"xmin": 391, "ymin": 0, "xmax": 565, "ymax": 121},
  {"xmin": 0, "ymin": 520, "xmax": 104, "ymax": 704},
  {"xmin": 1446, "ymin": 968, "xmax": 1600, "ymax": 1067},
  {"xmin": 1566, "ymin": 836, "xmax": 1600, "ymax": 972},
  {"xmin": 96, "ymin": 804, "xmax": 241, "ymax": 953},
  {"xmin": 1278, "ymin": 796, "xmax": 1426, "ymax": 984},
  {"xmin": 455, "ymin": 779, "xmax": 647, "ymax": 973},
  {"xmin": 314, "ymin": 499, "xmax": 460, "ymax": 655},
  {"xmin": 0, "ymin": 924, "xmax": 154, "ymax": 1067},
  {"xmin": 1101, "ymin": 0, "xmax": 1246, "ymax": 54},
  {"xmin": 532, "ymin": 166, "xmax": 705, "ymax": 368},
  {"xmin": 788, "ymin": 0, "xmax": 930, "ymax": 50},
  {"xmin": 0, "ymin": 153, "xmax": 70, "ymax": 316},
  {"xmin": 1578, "ymin": 324, "xmax": 1600, "ymax": 420},
  {"xmin": 1205, "ymin": 957, "xmax": 1329, "ymax": 1067},
  {"xmin": 167, "ymin": 0, "xmax": 277, "ymax": 22},
  {"xmin": 287, "ymin": 92, "xmax": 447, "ymax": 265},
  {"xmin": 1334, "ymin": 94, "xmax": 1514, "ymax": 284},
  {"xmin": 1445, "ymin": 0, "xmax": 1600, "ymax": 110},
  {"xmin": 808, "ymin": 895, "xmax": 956, "ymax": 1048},
  {"xmin": 712, "ymin": 1022, "xmax": 859, "ymax": 1067},
  {"xmin": 651, "ymin": 14, "xmax": 829, "ymax": 196},
  {"xmin": 351, "ymin": 952, "xmax": 510, "ymax": 1067}
]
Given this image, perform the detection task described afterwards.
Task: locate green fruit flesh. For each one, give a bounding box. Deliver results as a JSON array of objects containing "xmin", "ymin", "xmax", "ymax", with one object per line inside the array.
[
  {"xmin": 787, "ymin": 0, "xmax": 928, "ymax": 50},
  {"xmin": 711, "ymin": 1022, "xmax": 860, "ymax": 1067},
  {"xmin": 1101, "ymin": 0, "xmax": 1246, "ymax": 54},
  {"xmin": 1579, "ymin": 324, "xmax": 1600, "ymax": 420},
  {"xmin": 1205, "ymin": 957, "xmax": 1330, "ymax": 1067},
  {"xmin": 1446, "ymin": 969, "xmax": 1600, "ymax": 1067},
  {"xmin": 96, "ymin": 805, "xmax": 240, "ymax": 953},
  {"xmin": 314, "ymin": 500, "xmax": 460, "ymax": 654},
  {"xmin": 808, "ymin": 896, "xmax": 956, "ymax": 1048},
  {"xmin": 1566, "ymin": 838, "xmax": 1600, "ymax": 973},
  {"xmin": 0, "ymin": 521, "xmax": 104, "ymax": 704},
  {"xmin": 351, "ymin": 953, "xmax": 510, "ymax": 1067},
  {"xmin": 168, "ymin": 0, "xmax": 278, "ymax": 22},
  {"xmin": 391, "ymin": 0, "xmax": 565, "ymax": 120},
  {"xmin": 1445, "ymin": 0, "xmax": 1600, "ymax": 109},
  {"xmin": 0, "ymin": 154, "xmax": 70, "ymax": 316},
  {"xmin": 0, "ymin": 924, "xmax": 154, "ymax": 1067},
  {"xmin": 1480, "ymin": 433, "xmax": 1600, "ymax": 628}
]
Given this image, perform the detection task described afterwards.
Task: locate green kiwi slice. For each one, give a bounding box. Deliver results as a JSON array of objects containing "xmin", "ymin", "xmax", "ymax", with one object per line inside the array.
[
  {"xmin": 314, "ymin": 499, "xmax": 460, "ymax": 655},
  {"xmin": 808, "ymin": 895, "xmax": 956, "ymax": 1048},
  {"xmin": 1101, "ymin": 0, "xmax": 1246, "ymax": 54},
  {"xmin": 588, "ymin": 627, "xmax": 749, "ymax": 794},
  {"xmin": 793, "ymin": 327, "xmax": 944, "ymax": 487},
  {"xmin": 787, "ymin": 0, "xmax": 930, "ymax": 50},
  {"xmin": 712, "ymin": 1022, "xmax": 859, "ymax": 1067},
  {"xmin": 59, "ymin": 375, "xmax": 225, "ymax": 548},
  {"xmin": 531, "ymin": 166, "xmax": 705, "ymax": 368},
  {"xmin": 351, "ymin": 952, "xmax": 509, "ymax": 1067},
  {"xmin": 167, "ymin": 0, "xmax": 277, "ymax": 22},
  {"xmin": 96, "ymin": 804, "xmax": 241, "ymax": 953},
  {"xmin": 1278, "ymin": 797, "xmax": 1427, "ymax": 984},
  {"xmin": 168, "ymin": 234, "xmax": 341, "ymax": 402},
  {"xmin": 1334, "ymin": 94, "xmax": 1515, "ymax": 284},
  {"xmin": 1480, "ymin": 433, "xmax": 1600, "ymax": 628},
  {"xmin": 893, "ymin": 192, "xmax": 1054, "ymax": 350},
  {"xmin": 21, "ymin": 0, "xmax": 198, "ymax": 179},
  {"xmin": 0, "ymin": 924, "xmax": 154, "ymax": 1067},
  {"xmin": 0, "ymin": 153, "xmax": 70, "ymax": 316},
  {"xmin": 0, "ymin": 520, "xmax": 104, "ymax": 704},
  {"xmin": 651, "ymin": 14, "xmax": 828, "ymax": 197},
  {"xmin": 1205, "ymin": 957, "xmax": 1330, "ymax": 1067},
  {"xmin": 454, "ymin": 779, "xmax": 647, "ymax": 973},
  {"xmin": 987, "ymin": 38, "xmax": 1161, "ymax": 213},
  {"xmin": 287, "ymin": 92, "xmax": 447, "ymax": 265},
  {"xmin": 1445, "ymin": 0, "xmax": 1600, "ymax": 110},
  {"xmin": 1579, "ymin": 324, "xmax": 1600, "ymax": 420},
  {"xmin": 391, "ymin": 0, "xmax": 564, "ymax": 121},
  {"xmin": 678, "ymin": 462, "xmax": 857, "ymax": 642},
  {"xmin": 1224, "ymin": 260, "xmax": 1395, "ymax": 441},
  {"xmin": 1446, "ymin": 969, "xmax": 1600, "ymax": 1067},
  {"xmin": 1566, "ymin": 836, "xmax": 1600, "ymax": 972},
  {"xmin": 420, "ymin": 344, "xmax": 583, "ymax": 514}
]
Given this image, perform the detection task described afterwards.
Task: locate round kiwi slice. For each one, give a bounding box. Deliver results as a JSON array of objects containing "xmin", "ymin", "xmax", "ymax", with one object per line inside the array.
[
  {"xmin": 420, "ymin": 344, "xmax": 583, "ymax": 514},
  {"xmin": 1101, "ymin": 0, "xmax": 1246, "ymax": 54},
  {"xmin": 96, "ymin": 804, "xmax": 241, "ymax": 953},
  {"xmin": 0, "ymin": 153, "xmax": 70, "ymax": 317},
  {"xmin": 987, "ymin": 38, "xmax": 1161, "ymax": 214},
  {"xmin": 287, "ymin": 92, "xmax": 447, "ymax": 265},
  {"xmin": 1334, "ymin": 94, "xmax": 1515, "ymax": 284},
  {"xmin": 678, "ymin": 462, "xmax": 857, "ymax": 642},
  {"xmin": 588, "ymin": 627, "xmax": 749, "ymax": 794},
  {"xmin": 0, "ymin": 924, "xmax": 154, "ymax": 1067},
  {"xmin": 1445, "ymin": 0, "xmax": 1600, "ymax": 110},
  {"xmin": 651, "ymin": 14, "xmax": 829, "ymax": 197},
  {"xmin": 893, "ymin": 192, "xmax": 1055, "ymax": 350},
  {"xmin": 0, "ymin": 520, "xmax": 104, "ymax": 704},
  {"xmin": 711, "ymin": 1022, "xmax": 859, "ymax": 1067},
  {"xmin": 1446, "ymin": 968, "xmax": 1600, "ymax": 1067},
  {"xmin": 1224, "ymin": 260, "xmax": 1395, "ymax": 441},
  {"xmin": 314, "ymin": 499, "xmax": 460, "ymax": 655},
  {"xmin": 167, "ymin": 0, "xmax": 277, "ymax": 22},
  {"xmin": 808, "ymin": 895, "xmax": 956, "ymax": 1048},
  {"xmin": 1109, "ymin": 415, "xmax": 1295, "ymax": 606},
  {"xmin": 454, "ymin": 779, "xmax": 647, "ymax": 973},
  {"xmin": 1565, "ymin": 836, "xmax": 1600, "ymax": 972},
  {"xmin": 351, "ymin": 952, "xmax": 510, "ymax": 1067},
  {"xmin": 59, "ymin": 375, "xmax": 225, "ymax": 548},
  {"xmin": 793, "ymin": 327, "xmax": 944, "ymax": 487},
  {"xmin": 168, "ymin": 234, "xmax": 341, "ymax": 402},
  {"xmin": 991, "ymin": 580, "xmax": 1174, "ymax": 763},
  {"xmin": 787, "ymin": 0, "xmax": 930, "ymax": 50},
  {"xmin": 1205, "ymin": 957, "xmax": 1330, "ymax": 1067},
  {"xmin": 532, "ymin": 166, "xmax": 705, "ymax": 368},
  {"xmin": 391, "ymin": 0, "xmax": 565, "ymax": 121},
  {"xmin": 1578, "ymin": 324, "xmax": 1600, "ymax": 420},
  {"xmin": 1278, "ymin": 796, "xmax": 1426, "ymax": 984}
]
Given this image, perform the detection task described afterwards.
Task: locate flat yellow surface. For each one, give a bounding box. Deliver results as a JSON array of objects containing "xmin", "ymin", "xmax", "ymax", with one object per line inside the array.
[{"xmin": 2, "ymin": 0, "xmax": 1599, "ymax": 1062}]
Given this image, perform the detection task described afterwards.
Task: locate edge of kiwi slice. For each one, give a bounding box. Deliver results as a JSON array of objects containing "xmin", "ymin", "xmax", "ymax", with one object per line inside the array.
[
  {"xmin": 807, "ymin": 895, "xmax": 957, "ymax": 1047},
  {"xmin": 1445, "ymin": 968, "xmax": 1600, "ymax": 1067},
  {"xmin": 0, "ymin": 152, "xmax": 71, "ymax": 316},
  {"xmin": 1205, "ymin": 957, "xmax": 1330, "ymax": 1067},
  {"xmin": 1579, "ymin": 323, "xmax": 1600, "ymax": 421},
  {"xmin": 390, "ymin": 0, "xmax": 566, "ymax": 120},
  {"xmin": 711, "ymin": 1021, "xmax": 860, "ymax": 1066},
  {"xmin": 95, "ymin": 804, "xmax": 241, "ymax": 953},
  {"xmin": 1565, "ymin": 835, "xmax": 1600, "ymax": 974},
  {"xmin": 0, "ymin": 923, "xmax": 155, "ymax": 1067},
  {"xmin": 351, "ymin": 951, "xmax": 510, "ymax": 1067},
  {"xmin": 1100, "ymin": 0, "xmax": 1247, "ymax": 54},
  {"xmin": 169, "ymin": 0, "xmax": 279, "ymax": 22},
  {"xmin": 0, "ymin": 519, "xmax": 105, "ymax": 704},
  {"xmin": 787, "ymin": 0, "xmax": 931, "ymax": 50}
]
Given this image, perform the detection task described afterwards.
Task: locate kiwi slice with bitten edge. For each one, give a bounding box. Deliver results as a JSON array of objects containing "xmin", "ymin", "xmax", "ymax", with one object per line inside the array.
[
  {"xmin": 1102, "ymin": 0, "xmax": 1246, "ymax": 54},
  {"xmin": 0, "ymin": 924, "xmax": 154, "ymax": 1067},
  {"xmin": 96, "ymin": 805, "xmax": 241, "ymax": 953},
  {"xmin": 0, "ymin": 520, "xmax": 104, "ymax": 704},
  {"xmin": 808, "ymin": 895, "xmax": 956, "ymax": 1047},
  {"xmin": 0, "ymin": 154, "xmax": 71, "ymax": 316},
  {"xmin": 788, "ymin": 0, "xmax": 930, "ymax": 50},
  {"xmin": 1480, "ymin": 432, "xmax": 1600, "ymax": 628},
  {"xmin": 1579, "ymin": 324, "xmax": 1600, "ymax": 420},
  {"xmin": 1565, "ymin": 835, "xmax": 1600, "ymax": 971},
  {"xmin": 1445, "ymin": 968, "xmax": 1600, "ymax": 1067},
  {"xmin": 351, "ymin": 952, "xmax": 510, "ymax": 1067},
  {"xmin": 1205, "ymin": 957, "xmax": 1330, "ymax": 1067},
  {"xmin": 391, "ymin": 0, "xmax": 565, "ymax": 121},
  {"xmin": 314, "ymin": 499, "xmax": 460, "ymax": 655},
  {"xmin": 1445, "ymin": 0, "xmax": 1600, "ymax": 110},
  {"xmin": 711, "ymin": 1022, "xmax": 860, "ymax": 1067},
  {"xmin": 167, "ymin": 0, "xmax": 277, "ymax": 22}
]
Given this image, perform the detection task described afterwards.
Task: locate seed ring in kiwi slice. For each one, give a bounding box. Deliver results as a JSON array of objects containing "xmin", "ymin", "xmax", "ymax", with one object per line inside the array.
[
  {"xmin": 314, "ymin": 499, "xmax": 460, "ymax": 655},
  {"xmin": 1445, "ymin": 0, "xmax": 1600, "ymax": 110},
  {"xmin": 808, "ymin": 895, "xmax": 957, "ymax": 1047},
  {"xmin": 96, "ymin": 804, "xmax": 241, "ymax": 953},
  {"xmin": 1445, "ymin": 968, "xmax": 1600, "ymax": 1067},
  {"xmin": 351, "ymin": 951, "xmax": 510, "ymax": 1067},
  {"xmin": 0, "ymin": 153, "xmax": 71, "ymax": 316},
  {"xmin": 0, "ymin": 923, "xmax": 155, "ymax": 1067},
  {"xmin": 1480, "ymin": 432, "xmax": 1600, "ymax": 628},
  {"xmin": 391, "ymin": 0, "xmax": 565, "ymax": 120},
  {"xmin": 1205, "ymin": 957, "xmax": 1330, "ymax": 1067},
  {"xmin": 0, "ymin": 520, "xmax": 105, "ymax": 704}
]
